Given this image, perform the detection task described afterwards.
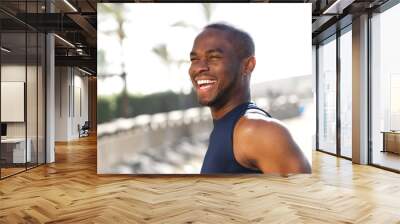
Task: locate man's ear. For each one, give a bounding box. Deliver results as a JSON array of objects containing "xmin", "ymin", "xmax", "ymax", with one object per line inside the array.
[{"xmin": 242, "ymin": 56, "xmax": 256, "ymax": 76}]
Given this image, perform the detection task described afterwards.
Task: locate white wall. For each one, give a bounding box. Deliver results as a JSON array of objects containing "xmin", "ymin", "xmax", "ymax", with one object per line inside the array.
[
  {"xmin": 1, "ymin": 66, "xmax": 25, "ymax": 127},
  {"xmin": 1, "ymin": 63, "xmax": 46, "ymax": 164},
  {"xmin": 1, "ymin": 65, "xmax": 29, "ymax": 138},
  {"xmin": 73, "ymin": 73, "xmax": 89, "ymax": 137},
  {"xmin": 55, "ymin": 67, "xmax": 89, "ymax": 141},
  {"xmin": 1, "ymin": 82, "xmax": 25, "ymax": 122},
  {"xmin": 55, "ymin": 66, "xmax": 69, "ymax": 141}
]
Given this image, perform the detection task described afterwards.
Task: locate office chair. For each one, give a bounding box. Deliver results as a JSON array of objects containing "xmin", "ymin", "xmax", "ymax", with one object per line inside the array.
[{"xmin": 79, "ymin": 121, "xmax": 90, "ymax": 138}]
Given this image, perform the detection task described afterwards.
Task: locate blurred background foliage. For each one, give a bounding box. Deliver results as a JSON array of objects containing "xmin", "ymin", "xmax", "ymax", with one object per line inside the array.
[{"xmin": 98, "ymin": 89, "xmax": 199, "ymax": 123}]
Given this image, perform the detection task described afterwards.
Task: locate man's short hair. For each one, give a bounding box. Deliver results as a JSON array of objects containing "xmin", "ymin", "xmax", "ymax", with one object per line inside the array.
[{"xmin": 204, "ymin": 23, "xmax": 255, "ymax": 59}]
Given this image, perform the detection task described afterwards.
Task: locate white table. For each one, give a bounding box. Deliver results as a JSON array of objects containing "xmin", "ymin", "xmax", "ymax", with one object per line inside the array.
[{"xmin": 1, "ymin": 138, "xmax": 31, "ymax": 163}]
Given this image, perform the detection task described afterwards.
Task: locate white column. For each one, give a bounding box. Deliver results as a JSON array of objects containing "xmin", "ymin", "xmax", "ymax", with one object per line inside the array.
[
  {"xmin": 352, "ymin": 14, "xmax": 369, "ymax": 164},
  {"xmin": 46, "ymin": 1, "xmax": 55, "ymax": 163},
  {"xmin": 312, "ymin": 45, "xmax": 317, "ymax": 151},
  {"xmin": 46, "ymin": 33, "xmax": 55, "ymax": 163}
]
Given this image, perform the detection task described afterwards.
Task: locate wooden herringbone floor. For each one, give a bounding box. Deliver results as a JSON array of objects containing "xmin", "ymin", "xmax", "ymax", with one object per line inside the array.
[{"xmin": 1, "ymin": 135, "xmax": 400, "ymax": 224}]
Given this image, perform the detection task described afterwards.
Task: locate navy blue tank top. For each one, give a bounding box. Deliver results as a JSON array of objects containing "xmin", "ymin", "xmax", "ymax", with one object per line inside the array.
[{"xmin": 201, "ymin": 102, "xmax": 271, "ymax": 174}]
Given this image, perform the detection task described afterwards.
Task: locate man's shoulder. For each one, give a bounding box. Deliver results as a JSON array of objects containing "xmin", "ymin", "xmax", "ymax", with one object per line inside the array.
[
  {"xmin": 235, "ymin": 111, "xmax": 289, "ymax": 139},
  {"xmin": 233, "ymin": 107, "xmax": 311, "ymax": 174}
]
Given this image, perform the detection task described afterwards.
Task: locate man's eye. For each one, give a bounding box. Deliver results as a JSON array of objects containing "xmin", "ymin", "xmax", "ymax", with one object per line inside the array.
[
  {"xmin": 209, "ymin": 56, "xmax": 221, "ymax": 60},
  {"xmin": 190, "ymin": 58, "xmax": 198, "ymax": 62}
]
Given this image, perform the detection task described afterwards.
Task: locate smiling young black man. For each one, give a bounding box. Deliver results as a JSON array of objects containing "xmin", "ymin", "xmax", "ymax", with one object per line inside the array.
[{"xmin": 189, "ymin": 23, "xmax": 311, "ymax": 174}]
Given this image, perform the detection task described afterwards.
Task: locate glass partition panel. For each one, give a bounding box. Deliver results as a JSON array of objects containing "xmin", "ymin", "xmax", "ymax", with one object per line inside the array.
[
  {"xmin": 317, "ymin": 35, "xmax": 337, "ymax": 154},
  {"xmin": 339, "ymin": 28, "xmax": 352, "ymax": 158},
  {"xmin": 26, "ymin": 0, "xmax": 39, "ymax": 169},
  {"xmin": 27, "ymin": 30, "xmax": 38, "ymax": 169},
  {"xmin": 371, "ymin": 3, "xmax": 400, "ymax": 171},
  {"xmin": 38, "ymin": 32, "xmax": 45, "ymax": 165},
  {"xmin": 1, "ymin": 30, "xmax": 27, "ymax": 177},
  {"xmin": 0, "ymin": 0, "xmax": 47, "ymax": 179}
]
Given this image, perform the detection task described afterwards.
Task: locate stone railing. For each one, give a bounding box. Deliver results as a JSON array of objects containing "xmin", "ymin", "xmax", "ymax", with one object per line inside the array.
[
  {"xmin": 97, "ymin": 96, "xmax": 307, "ymax": 174},
  {"xmin": 97, "ymin": 107, "xmax": 213, "ymax": 174}
]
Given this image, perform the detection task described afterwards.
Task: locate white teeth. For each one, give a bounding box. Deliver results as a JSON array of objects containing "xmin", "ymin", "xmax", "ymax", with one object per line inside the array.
[{"xmin": 197, "ymin": 80, "xmax": 216, "ymax": 85}]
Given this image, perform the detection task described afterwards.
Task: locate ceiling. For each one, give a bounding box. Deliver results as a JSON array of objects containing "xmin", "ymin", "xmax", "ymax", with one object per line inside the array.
[
  {"xmin": 0, "ymin": 0, "xmax": 97, "ymax": 75},
  {"xmin": 309, "ymin": 0, "xmax": 390, "ymax": 43},
  {"xmin": 249, "ymin": 0, "xmax": 389, "ymax": 43},
  {"xmin": 0, "ymin": 0, "xmax": 394, "ymax": 75}
]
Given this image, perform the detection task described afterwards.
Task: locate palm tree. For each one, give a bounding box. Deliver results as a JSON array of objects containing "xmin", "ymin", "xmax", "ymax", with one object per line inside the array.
[
  {"xmin": 98, "ymin": 4, "xmax": 129, "ymax": 117},
  {"xmin": 152, "ymin": 3, "xmax": 215, "ymax": 65},
  {"xmin": 152, "ymin": 3, "xmax": 215, "ymax": 109},
  {"xmin": 170, "ymin": 3, "xmax": 214, "ymax": 31}
]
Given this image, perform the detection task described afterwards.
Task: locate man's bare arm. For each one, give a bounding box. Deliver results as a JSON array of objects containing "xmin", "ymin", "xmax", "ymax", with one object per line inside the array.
[{"xmin": 234, "ymin": 115, "xmax": 311, "ymax": 174}]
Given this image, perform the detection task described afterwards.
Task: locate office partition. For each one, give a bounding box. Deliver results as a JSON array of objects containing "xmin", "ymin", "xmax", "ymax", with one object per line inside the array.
[{"xmin": 0, "ymin": 1, "xmax": 47, "ymax": 179}]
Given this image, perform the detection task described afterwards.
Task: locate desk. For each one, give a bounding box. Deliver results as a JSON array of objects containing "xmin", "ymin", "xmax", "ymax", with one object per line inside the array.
[
  {"xmin": 1, "ymin": 138, "xmax": 31, "ymax": 163},
  {"xmin": 381, "ymin": 131, "xmax": 400, "ymax": 154}
]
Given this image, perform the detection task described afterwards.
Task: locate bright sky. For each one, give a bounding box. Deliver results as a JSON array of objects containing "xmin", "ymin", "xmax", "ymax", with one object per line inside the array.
[{"xmin": 98, "ymin": 3, "xmax": 311, "ymax": 96}]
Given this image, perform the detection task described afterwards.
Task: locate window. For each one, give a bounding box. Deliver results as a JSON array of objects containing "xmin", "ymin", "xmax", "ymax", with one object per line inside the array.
[
  {"xmin": 371, "ymin": 2, "xmax": 400, "ymax": 171},
  {"xmin": 317, "ymin": 35, "xmax": 337, "ymax": 154},
  {"xmin": 339, "ymin": 27, "xmax": 352, "ymax": 158}
]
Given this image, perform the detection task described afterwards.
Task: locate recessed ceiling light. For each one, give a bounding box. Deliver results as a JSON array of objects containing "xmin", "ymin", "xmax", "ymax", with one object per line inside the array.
[
  {"xmin": 1, "ymin": 47, "xmax": 11, "ymax": 53},
  {"xmin": 78, "ymin": 67, "xmax": 92, "ymax": 76},
  {"xmin": 323, "ymin": 0, "xmax": 355, "ymax": 15},
  {"xmin": 54, "ymin": 34, "xmax": 75, "ymax": 48},
  {"xmin": 63, "ymin": 0, "xmax": 78, "ymax": 12}
]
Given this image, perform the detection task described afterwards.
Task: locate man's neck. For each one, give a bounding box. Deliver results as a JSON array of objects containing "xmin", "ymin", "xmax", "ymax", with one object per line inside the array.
[{"xmin": 210, "ymin": 95, "xmax": 250, "ymax": 120}]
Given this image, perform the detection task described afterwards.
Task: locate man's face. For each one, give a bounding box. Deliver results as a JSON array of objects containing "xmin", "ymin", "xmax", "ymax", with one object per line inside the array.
[{"xmin": 189, "ymin": 29, "xmax": 241, "ymax": 107}]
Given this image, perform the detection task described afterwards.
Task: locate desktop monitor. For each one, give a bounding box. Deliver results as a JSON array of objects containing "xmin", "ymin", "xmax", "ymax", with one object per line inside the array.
[{"xmin": 1, "ymin": 123, "xmax": 7, "ymax": 137}]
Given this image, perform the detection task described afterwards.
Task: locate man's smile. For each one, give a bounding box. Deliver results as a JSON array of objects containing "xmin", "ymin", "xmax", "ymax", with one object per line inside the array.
[{"xmin": 195, "ymin": 78, "xmax": 217, "ymax": 95}]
